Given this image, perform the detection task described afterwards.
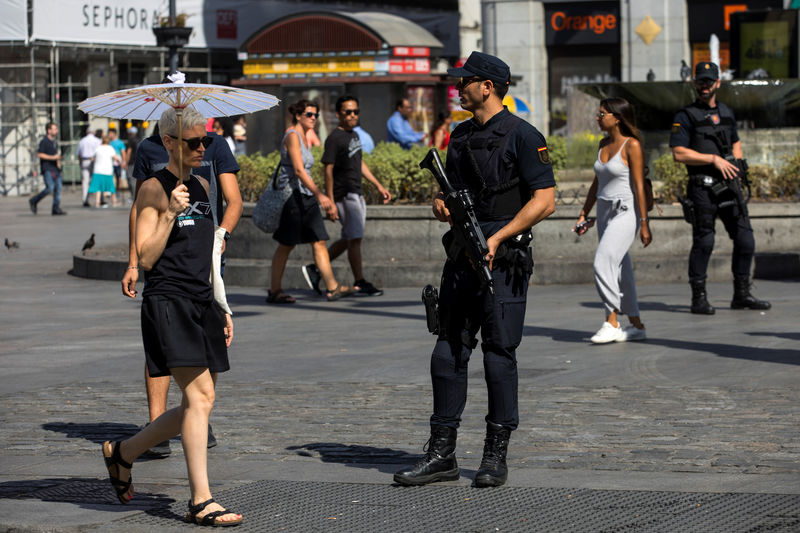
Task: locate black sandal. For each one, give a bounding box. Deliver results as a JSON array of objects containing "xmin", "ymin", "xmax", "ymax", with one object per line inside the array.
[
  {"xmin": 266, "ymin": 290, "xmax": 296, "ymax": 304},
  {"xmin": 186, "ymin": 498, "xmax": 243, "ymax": 527},
  {"xmin": 102, "ymin": 440, "xmax": 133, "ymax": 504},
  {"xmin": 326, "ymin": 284, "xmax": 355, "ymax": 301}
]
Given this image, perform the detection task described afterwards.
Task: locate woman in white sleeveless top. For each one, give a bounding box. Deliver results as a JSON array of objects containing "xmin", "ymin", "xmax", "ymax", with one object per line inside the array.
[{"xmin": 574, "ymin": 98, "xmax": 652, "ymax": 343}]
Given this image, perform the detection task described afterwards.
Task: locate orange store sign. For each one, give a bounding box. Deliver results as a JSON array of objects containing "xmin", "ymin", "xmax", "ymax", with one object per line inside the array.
[
  {"xmin": 545, "ymin": 2, "xmax": 620, "ymax": 45},
  {"xmin": 550, "ymin": 11, "xmax": 617, "ymax": 35}
]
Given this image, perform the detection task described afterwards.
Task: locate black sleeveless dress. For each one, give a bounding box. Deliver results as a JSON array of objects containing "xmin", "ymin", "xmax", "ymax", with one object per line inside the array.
[{"xmin": 140, "ymin": 169, "xmax": 229, "ymax": 377}]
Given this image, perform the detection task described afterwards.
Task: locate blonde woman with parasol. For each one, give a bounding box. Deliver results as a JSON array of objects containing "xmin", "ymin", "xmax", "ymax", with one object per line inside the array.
[{"xmin": 102, "ymin": 107, "xmax": 242, "ymax": 527}]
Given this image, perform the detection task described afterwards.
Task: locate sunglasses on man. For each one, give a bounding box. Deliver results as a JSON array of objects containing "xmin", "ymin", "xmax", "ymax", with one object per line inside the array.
[
  {"xmin": 341, "ymin": 109, "xmax": 360, "ymax": 116},
  {"xmin": 456, "ymin": 76, "xmax": 485, "ymax": 88},
  {"xmin": 168, "ymin": 135, "xmax": 213, "ymax": 151}
]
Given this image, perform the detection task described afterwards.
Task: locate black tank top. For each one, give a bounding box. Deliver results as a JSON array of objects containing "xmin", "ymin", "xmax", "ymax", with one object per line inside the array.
[{"xmin": 143, "ymin": 169, "xmax": 214, "ymax": 301}]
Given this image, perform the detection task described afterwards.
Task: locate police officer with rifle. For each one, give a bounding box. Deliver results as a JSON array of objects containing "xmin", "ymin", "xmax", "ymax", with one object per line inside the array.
[
  {"xmin": 394, "ymin": 52, "xmax": 555, "ymax": 488},
  {"xmin": 670, "ymin": 61, "xmax": 770, "ymax": 314}
]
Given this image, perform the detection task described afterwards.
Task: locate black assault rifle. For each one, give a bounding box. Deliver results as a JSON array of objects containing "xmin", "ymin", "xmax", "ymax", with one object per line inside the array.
[{"xmin": 419, "ymin": 149, "xmax": 493, "ymax": 293}]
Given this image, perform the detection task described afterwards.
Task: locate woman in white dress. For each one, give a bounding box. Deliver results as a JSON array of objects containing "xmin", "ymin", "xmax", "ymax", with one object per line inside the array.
[{"xmin": 574, "ymin": 97, "xmax": 652, "ymax": 344}]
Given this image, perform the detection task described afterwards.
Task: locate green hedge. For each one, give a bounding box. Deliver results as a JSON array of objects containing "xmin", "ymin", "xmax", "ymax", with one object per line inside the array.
[{"xmin": 237, "ymin": 142, "xmax": 442, "ymax": 204}]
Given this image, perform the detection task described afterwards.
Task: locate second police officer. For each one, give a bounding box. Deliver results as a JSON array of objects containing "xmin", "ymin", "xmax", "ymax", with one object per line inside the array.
[
  {"xmin": 394, "ymin": 52, "xmax": 556, "ymax": 488},
  {"xmin": 670, "ymin": 62, "xmax": 770, "ymax": 314}
]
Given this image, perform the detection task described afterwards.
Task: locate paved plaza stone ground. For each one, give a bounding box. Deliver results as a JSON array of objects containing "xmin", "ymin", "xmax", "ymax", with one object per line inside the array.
[{"xmin": 0, "ymin": 192, "xmax": 798, "ymax": 532}]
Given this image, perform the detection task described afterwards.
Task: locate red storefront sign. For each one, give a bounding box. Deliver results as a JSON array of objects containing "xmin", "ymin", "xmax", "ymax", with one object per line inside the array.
[
  {"xmin": 387, "ymin": 58, "xmax": 430, "ymax": 74},
  {"xmin": 217, "ymin": 10, "xmax": 237, "ymax": 40},
  {"xmin": 393, "ymin": 46, "xmax": 430, "ymax": 57}
]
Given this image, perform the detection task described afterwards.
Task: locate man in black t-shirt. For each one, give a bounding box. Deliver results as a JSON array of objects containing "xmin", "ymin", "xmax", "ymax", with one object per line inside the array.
[
  {"xmin": 30, "ymin": 122, "xmax": 66, "ymax": 215},
  {"xmin": 312, "ymin": 95, "xmax": 390, "ymax": 297}
]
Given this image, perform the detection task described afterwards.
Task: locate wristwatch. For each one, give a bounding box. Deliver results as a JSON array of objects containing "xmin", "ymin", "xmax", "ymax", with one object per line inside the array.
[{"xmin": 223, "ymin": 231, "xmax": 231, "ymax": 241}]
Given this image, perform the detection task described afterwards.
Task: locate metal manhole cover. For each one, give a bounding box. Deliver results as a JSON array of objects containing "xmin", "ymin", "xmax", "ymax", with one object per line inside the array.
[{"xmin": 114, "ymin": 480, "xmax": 800, "ymax": 532}]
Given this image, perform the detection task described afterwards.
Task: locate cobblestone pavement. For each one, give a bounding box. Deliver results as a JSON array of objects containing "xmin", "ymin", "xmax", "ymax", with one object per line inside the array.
[
  {"xmin": 2, "ymin": 381, "xmax": 799, "ymax": 479},
  {"xmin": 1, "ymin": 192, "xmax": 798, "ymax": 531}
]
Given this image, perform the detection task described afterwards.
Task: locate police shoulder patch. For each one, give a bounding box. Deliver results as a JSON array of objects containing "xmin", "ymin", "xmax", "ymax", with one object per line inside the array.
[
  {"xmin": 537, "ymin": 146, "xmax": 550, "ymax": 164},
  {"xmin": 671, "ymin": 123, "xmax": 681, "ymax": 134}
]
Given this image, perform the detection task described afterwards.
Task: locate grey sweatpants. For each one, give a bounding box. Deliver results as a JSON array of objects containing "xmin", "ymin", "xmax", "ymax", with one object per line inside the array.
[{"xmin": 594, "ymin": 197, "xmax": 640, "ymax": 317}]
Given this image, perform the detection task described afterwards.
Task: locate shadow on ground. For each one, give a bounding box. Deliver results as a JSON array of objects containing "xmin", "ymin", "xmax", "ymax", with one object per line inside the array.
[
  {"xmin": 580, "ymin": 300, "xmax": 690, "ymax": 313},
  {"xmin": 41, "ymin": 422, "xmax": 171, "ymax": 463},
  {"xmin": 0, "ymin": 477, "xmax": 173, "ymax": 511},
  {"xmin": 285, "ymin": 442, "xmax": 478, "ymax": 477}
]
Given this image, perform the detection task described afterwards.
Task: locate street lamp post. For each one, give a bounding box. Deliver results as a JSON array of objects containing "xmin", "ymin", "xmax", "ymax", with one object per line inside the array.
[{"xmin": 152, "ymin": 0, "xmax": 192, "ymax": 75}]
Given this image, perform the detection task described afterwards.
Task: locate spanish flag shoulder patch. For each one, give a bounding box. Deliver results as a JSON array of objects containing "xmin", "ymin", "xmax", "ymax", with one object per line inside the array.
[
  {"xmin": 671, "ymin": 123, "xmax": 681, "ymax": 134},
  {"xmin": 537, "ymin": 146, "xmax": 550, "ymax": 164}
]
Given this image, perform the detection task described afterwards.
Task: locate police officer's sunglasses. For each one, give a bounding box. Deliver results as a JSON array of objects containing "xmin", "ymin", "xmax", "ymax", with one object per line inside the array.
[
  {"xmin": 168, "ymin": 135, "xmax": 213, "ymax": 151},
  {"xmin": 457, "ymin": 77, "xmax": 485, "ymax": 88}
]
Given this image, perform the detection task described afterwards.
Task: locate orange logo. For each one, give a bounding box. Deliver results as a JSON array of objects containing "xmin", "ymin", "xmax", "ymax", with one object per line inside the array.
[
  {"xmin": 551, "ymin": 11, "xmax": 617, "ymax": 35},
  {"xmin": 724, "ymin": 5, "xmax": 747, "ymax": 31}
]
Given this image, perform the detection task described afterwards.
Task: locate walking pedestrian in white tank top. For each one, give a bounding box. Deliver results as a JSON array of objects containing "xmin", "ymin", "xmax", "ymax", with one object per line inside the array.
[{"xmin": 574, "ymin": 97, "xmax": 653, "ymax": 344}]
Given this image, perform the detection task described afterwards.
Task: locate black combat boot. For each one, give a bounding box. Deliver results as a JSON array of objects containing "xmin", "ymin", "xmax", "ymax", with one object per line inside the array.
[
  {"xmin": 731, "ymin": 278, "xmax": 771, "ymax": 310},
  {"xmin": 690, "ymin": 281, "xmax": 715, "ymax": 315},
  {"xmin": 394, "ymin": 425, "xmax": 459, "ymax": 486},
  {"xmin": 474, "ymin": 422, "xmax": 511, "ymax": 488}
]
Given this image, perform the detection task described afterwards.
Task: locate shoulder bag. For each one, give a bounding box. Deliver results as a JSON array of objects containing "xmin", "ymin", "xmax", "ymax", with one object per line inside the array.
[{"xmin": 252, "ymin": 163, "xmax": 292, "ymax": 233}]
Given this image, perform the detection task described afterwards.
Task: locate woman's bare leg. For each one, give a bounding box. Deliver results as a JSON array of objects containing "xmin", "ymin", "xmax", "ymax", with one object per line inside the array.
[
  {"xmin": 312, "ymin": 241, "xmax": 351, "ymax": 292},
  {"xmin": 170, "ymin": 368, "xmax": 240, "ymax": 524},
  {"xmin": 113, "ymin": 388, "xmax": 185, "ymax": 502},
  {"xmin": 270, "ymin": 244, "xmax": 294, "ymax": 293}
]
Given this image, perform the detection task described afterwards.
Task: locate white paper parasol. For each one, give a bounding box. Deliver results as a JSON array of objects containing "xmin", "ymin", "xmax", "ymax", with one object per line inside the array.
[{"xmin": 78, "ymin": 72, "xmax": 280, "ymax": 180}]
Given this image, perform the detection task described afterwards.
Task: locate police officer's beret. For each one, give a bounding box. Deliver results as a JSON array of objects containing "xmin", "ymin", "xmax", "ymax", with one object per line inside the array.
[
  {"xmin": 694, "ymin": 62, "xmax": 719, "ymax": 81},
  {"xmin": 448, "ymin": 51, "xmax": 511, "ymax": 86}
]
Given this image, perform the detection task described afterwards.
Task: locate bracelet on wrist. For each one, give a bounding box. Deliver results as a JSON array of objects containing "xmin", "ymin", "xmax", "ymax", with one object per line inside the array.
[
  {"xmin": 128, "ymin": 266, "xmax": 139, "ymax": 270},
  {"xmin": 640, "ymin": 217, "xmax": 649, "ymax": 222}
]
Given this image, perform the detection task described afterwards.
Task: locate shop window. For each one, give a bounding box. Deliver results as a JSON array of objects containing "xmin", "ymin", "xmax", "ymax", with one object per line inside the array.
[{"xmin": 548, "ymin": 49, "xmax": 619, "ymax": 135}]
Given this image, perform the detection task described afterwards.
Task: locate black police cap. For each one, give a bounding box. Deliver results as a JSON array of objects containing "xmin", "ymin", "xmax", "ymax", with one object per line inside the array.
[
  {"xmin": 447, "ymin": 51, "xmax": 511, "ymax": 86},
  {"xmin": 694, "ymin": 62, "xmax": 719, "ymax": 81}
]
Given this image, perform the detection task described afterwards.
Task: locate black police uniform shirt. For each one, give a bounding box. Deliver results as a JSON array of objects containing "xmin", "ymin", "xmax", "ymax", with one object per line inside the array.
[
  {"xmin": 142, "ymin": 168, "xmax": 215, "ymax": 302},
  {"xmin": 321, "ymin": 127, "xmax": 363, "ymax": 201},
  {"xmin": 132, "ymin": 131, "xmax": 239, "ymax": 223},
  {"xmin": 669, "ymin": 100, "xmax": 739, "ymax": 178},
  {"xmin": 447, "ymin": 108, "xmax": 556, "ymax": 238},
  {"xmin": 38, "ymin": 136, "xmax": 60, "ymax": 175}
]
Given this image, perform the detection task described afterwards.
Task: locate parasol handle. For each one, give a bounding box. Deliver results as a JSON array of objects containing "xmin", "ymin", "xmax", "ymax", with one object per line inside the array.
[{"xmin": 177, "ymin": 109, "xmax": 184, "ymax": 184}]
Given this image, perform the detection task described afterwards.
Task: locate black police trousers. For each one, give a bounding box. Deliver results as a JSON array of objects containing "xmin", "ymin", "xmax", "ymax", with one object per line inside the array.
[
  {"xmin": 687, "ymin": 181, "xmax": 755, "ymax": 283},
  {"xmin": 430, "ymin": 253, "xmax": 531, "ymax": 431}
]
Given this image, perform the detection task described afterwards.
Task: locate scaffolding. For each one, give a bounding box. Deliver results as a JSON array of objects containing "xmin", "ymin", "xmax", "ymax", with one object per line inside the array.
[{"xmin": 0, "ymin": 41, "xmax": 214, "ymax": 196}]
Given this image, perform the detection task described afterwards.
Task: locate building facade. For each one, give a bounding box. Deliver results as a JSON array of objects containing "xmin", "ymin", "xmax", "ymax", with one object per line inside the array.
[
  {"xmin": 0, "ymin": 0, "xmax": 459, "ymax": 195},
  {"xmin": 477, "ymin": 0, "xmax": 791, "ymax": 135}
]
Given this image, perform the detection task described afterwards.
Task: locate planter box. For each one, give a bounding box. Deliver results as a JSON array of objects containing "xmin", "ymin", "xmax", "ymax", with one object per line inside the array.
[{"xmin": 153, "ymin": 26, "xmax": 193, "ymax": 48}]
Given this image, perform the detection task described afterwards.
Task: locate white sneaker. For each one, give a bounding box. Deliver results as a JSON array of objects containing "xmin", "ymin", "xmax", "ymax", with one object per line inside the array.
[
  {"xmin": 620, "ymin": 325, "xmax": 647, "ymax": 342},
  {"xmin": 590, "ymin": 322, "xmax": 625, "ymax": 344}
]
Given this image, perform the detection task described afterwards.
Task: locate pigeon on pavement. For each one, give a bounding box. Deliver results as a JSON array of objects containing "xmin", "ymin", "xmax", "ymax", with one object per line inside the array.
[{"xmin": 82, "ymin": 233, "xmax": 96, "ymax": 255}]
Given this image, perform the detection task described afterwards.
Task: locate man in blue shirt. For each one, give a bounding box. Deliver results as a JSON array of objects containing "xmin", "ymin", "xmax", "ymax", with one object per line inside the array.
[
  {"xmin": 386, "ymin": 98, "xmax": 426, "ymax": 149},
  {"xmin": 30, "ymin": 122, "xmax": 66, "ymax": 215}
]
